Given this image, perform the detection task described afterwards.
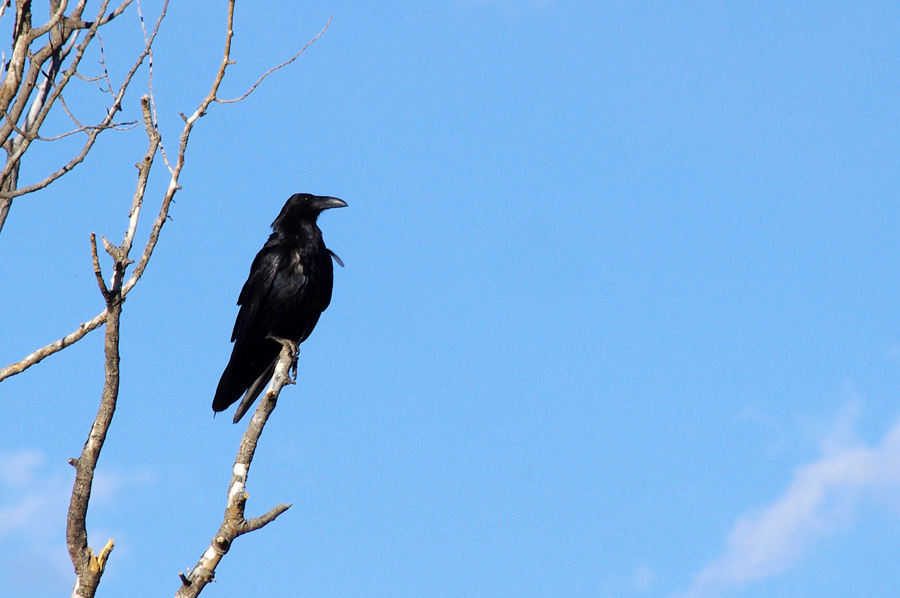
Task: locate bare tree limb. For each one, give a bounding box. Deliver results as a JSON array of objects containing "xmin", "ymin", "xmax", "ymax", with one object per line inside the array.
[
  {"xmin": 175, "ymin": 341, "xmax": 297, "ymax": 598},
  {"xmin": 216, "ymin": 14, "xmax": 332, "ymax": 104},
  {"xmin": 66, "ymin": 2, "xmax": 325, "ymax": 594},
  {"xmin": 124, "ymin": 0, "xmax": 247, "ymax": 292},
  {"xmin": 0, "ymin": 311, "xmax": 107, "ymax": 381},
  {"xmin": 31, "ymin": 0, "xmax": 70, "ymax": 39},
  {"xmin": 0, "ymin": 0, "xmax": 330, "ymax": 382},
  {"xmin": 89, "ymin": 233, "xmax": 110, "ymax": 300},
  {"xmin": 120, "ymin": 95, "xmax": 159, "ymax": 258},
  {"xmin": 27, "ymin": 119, "xmax": 140, "ymax": 143},
  {"xmin": 0, "ymin": 0, "xmax": 160, "ymax": 202},
  {"xmin": 66, "ymin": 291, "xmax": 122, "ymax": 598},
  {"xmin": 0, "ymin": 2, "xmax": 35, "ymax": 112},
  {"xmin": 0, "ymin": 0, "xmax": 131, "ymax": 233},
  {"xmin": 0, "ymin": 2, "xmax": 334, "ymax": 596}
]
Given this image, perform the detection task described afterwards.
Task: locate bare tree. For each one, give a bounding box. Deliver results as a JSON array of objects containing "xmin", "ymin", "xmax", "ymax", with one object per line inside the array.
[{"xmin": 0, "ymin": 2, "xmax": 331, "ymax": 597}]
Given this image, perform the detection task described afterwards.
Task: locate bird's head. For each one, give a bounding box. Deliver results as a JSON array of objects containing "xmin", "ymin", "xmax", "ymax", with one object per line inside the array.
[{"xmin": 272, "ymin": 193, "xmax": 348, "ymax": 228}]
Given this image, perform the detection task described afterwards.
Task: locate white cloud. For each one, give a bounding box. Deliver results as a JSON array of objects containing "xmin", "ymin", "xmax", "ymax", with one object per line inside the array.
[
  {"xmin": 0, "ymin": 450, "xmax": 73, "ymax": 592},
  {"xmin": 0, "ymin": 450, "xmax": 155, "ymax": 595},
  {"xmin": 0, "ymin": 450, "xmax": 69, "ymax": 538},
  {"xmin": 677, "ymin": 412, "xmax": 900, "ymax": 598},
  {"xmin": 0, "ymin": 449, "xmax": 45, "ymax": 487}
]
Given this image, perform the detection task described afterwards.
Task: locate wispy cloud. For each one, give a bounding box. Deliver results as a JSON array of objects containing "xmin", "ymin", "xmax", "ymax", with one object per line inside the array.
[
  {"xmin": 677, "ymin": 411, "xmax": 900, "ymax": 598},
  {"xmin": 0, "ymin": 450, "xmax": 70, "ymax": 536},
  {"xmin": 0, "ymin": 450, "xmax": 72, "ymax": 592},
  {"xmin": 0, "ymin": 449, "xmax": 44, "ymax": 487},
  {"xmin": 0, "ymin": 450, "xmax": 154, "ymax": 595}
]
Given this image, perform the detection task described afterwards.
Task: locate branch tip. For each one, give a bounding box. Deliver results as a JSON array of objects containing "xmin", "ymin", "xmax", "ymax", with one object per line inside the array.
[
  {"xmin": 88, "ymin": 538, "xmax": 115, "ymax": 573},
  {"xmin": 89, "ymin": 232, "xmax": 109, "ymax": 298},
  {"xmin": 100, "ymin": 234, "xmax": 115, "ymax": 255}
]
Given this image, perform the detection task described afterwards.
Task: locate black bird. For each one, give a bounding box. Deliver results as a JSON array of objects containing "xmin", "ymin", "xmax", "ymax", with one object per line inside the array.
[{"xmin": 213, "ymin": 193, "xmax": 347, "ymax": 423}]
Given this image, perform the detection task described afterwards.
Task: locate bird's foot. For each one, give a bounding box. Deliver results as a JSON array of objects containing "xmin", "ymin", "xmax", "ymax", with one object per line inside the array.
[{"xmin": 267, "ymin": 335, "xmax": 299, "ymax": 383}]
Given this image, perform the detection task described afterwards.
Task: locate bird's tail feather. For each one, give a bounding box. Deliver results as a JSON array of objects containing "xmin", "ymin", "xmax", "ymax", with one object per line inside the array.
[
  {"xmin": 212, "ymin": 362, "xmax": 241, "ymax": 414},
  {"xmin": 232, "ymin": 361, "xmax": 277, "ymax": 423}
]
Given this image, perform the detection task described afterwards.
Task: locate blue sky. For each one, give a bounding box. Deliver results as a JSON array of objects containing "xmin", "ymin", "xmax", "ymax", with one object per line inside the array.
[{"xmin": 1, "ymin": 1, "xmax": 899, "ymax": 596}]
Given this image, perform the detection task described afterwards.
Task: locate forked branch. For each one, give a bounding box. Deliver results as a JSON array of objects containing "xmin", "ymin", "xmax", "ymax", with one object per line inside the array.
[
  {"xmin": 216, "ymin": 14, "xmax": 332, "ymax": 104},
  {"xmin": 0, "ymin": 2, "xmax": 330, "ymax": 382},
  {"xmin": 58, "ymin": 4, "xmax": 331, "ymax": 598}
]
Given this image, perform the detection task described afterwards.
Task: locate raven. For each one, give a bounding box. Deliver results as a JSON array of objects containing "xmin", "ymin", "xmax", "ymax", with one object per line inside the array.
[{"xmin": 213, "ymin": 193, "xmax": 347, "ymax": 423}]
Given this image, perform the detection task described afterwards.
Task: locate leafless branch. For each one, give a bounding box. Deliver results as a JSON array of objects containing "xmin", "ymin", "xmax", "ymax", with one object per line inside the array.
[
  {"xmin": 128, "ymin": 96, "xmax": 160, "ymax": 243},
  {"xmin": 1, "ymin": 3, "xmax": 102, "ymax": 152},
  {"xmin": 125, "ymin": 0, "xmax": 238, "ymax": 291},
  {"xmin": 0, "ymin": 0, "xmax": 161, "ymax": 204},
  {"xmin": 1, "ymin": 0, "xmax": 327, "ymax": 382},
  {"xmin": 32, "ymin": 119, "xmax": 140, "ymax": 143},
  {"xmin": 73, "ymin": 72, "xmax": 107, "ymax": 84},
  {"xmin": 216, "ymin": 14, "xmax": 332, "ymax": 104},
  {"xmin": 0, "ymin": 311, "xmax": 107, "ymax": 382},
  {"xmin": 90, "ymin": 233, "xmax": 110, "ymax": 299},
  {"xmin": 96, "ymin": 0, "xmax": 133, "ymax": 27},
  {"xmin": 66, "ymin": 290, "xmax": 122, "ymax": 598},
  {"xmin": 31, "ymin": 0, "xmax": 70, "ymax": 39},
  {"xmin": 136, "ymin": 0, "xmax": 165, "ymax": 169},
  {"xmin": 175, "ymin": 342, "xmax": 296, "ymax": 598},
  {"xmin": 92, "ymin": 34, "xmax": 115, "ymax": 95},
  {"xmin": 0, "ymin": 2, "xmax": 332, "ymax": 597},
  {"xmin": 22, "ymin": 33, "xmax": 77, "ymax": 136},
  {"xmin": 0, "ymin": 1, "xmax": 125, "ymax": 234},
  {"xmin": 57, "ymin": 90, "xmax": 89, "ymax": 129}
]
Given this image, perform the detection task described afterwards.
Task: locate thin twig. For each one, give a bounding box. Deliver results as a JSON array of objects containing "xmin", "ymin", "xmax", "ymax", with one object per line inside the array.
[
  {"xmin": 0, "ymin": 0, "xmax": 126, "ymax": 197},
  {"xmin": 125, "ymin": 0, "xmax": 233, "ymax": 292},
  {"xmin": 136, "ymin": 0, "xmax": 165, "ymax": 170},
  {"xmin": 0, "ymin": 1, "xmax": 164, "ymax": 377},
  {"xmin": 120, "ymin": 95, "xmax": 159, "ymax": 260},
  {"xmin": 216, "ymin": 14, "xmax": 332, "ymax": 104},
  {"xmin": 93, "ymin": 33, "xmax": 115, "ymax": 95},
  {"xmin": 89, "ymin": 232, "xmax": 110, "ymax": 299},
  {"xmin": 0, "ymin": 0, "xmax": 160, "ymax": 200},
  {"xmin": 33, "ymin": 119, "xmax": 139, "ymax": 143},
  {"xmin": 31, "ymin": 0, "xmax": 69, "ymax": 39}
]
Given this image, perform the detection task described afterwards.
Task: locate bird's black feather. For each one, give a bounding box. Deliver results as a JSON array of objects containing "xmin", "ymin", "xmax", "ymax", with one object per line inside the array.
[{"xmin": 213, "ymin": 193, "xmax": 346, "ymax": 423}]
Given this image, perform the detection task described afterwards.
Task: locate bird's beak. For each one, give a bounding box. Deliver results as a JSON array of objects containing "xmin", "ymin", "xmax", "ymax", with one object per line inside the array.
[{"xmin": 315, "ymin": 196, "xmax": 348, "ymax": 210}]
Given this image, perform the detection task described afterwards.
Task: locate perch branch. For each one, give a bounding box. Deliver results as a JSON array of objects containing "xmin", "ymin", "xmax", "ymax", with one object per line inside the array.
[{"xmin": 175, "ymin": 341, "xmax": 296, "ymax": 598}]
